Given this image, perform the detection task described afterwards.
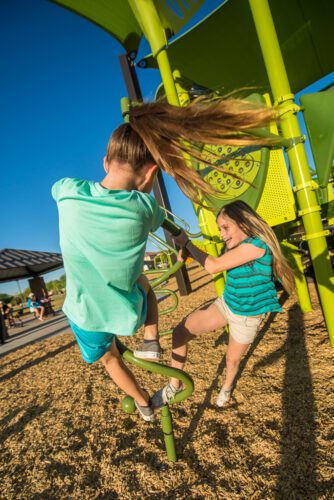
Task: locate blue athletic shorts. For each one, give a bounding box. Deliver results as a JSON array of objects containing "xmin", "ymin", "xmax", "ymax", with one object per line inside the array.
[
  {"xmin": 68, "ymin": 284, "xmax": 147, "ymax": 364},
  {"xmin": 68, "ymin": 320, "xmax": 116, "ymax": 364}
]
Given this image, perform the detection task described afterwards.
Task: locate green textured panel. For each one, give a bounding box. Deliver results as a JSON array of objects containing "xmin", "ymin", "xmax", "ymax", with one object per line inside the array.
[
  {"xmin": 300, "ymin": 91, "xmax": 334, "ymax": 187},
  {"xmin": 140, "ymin": 0, "xmax": 334, "ymax": 94},
  {"xmin": 200, "ymin": 144, "xmax": 269, "ymax": 212},
  {"xmin": 197, "ymin": 94, "xmax": 270, "ymax": 212}
]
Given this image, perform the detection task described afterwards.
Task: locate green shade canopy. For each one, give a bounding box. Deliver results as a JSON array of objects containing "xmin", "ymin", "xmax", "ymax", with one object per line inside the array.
[
  {"xmin": 300, "ymin": 90, "xmax": 334, "ymax": 187},
  {"xmin": 50, "ymin": 0, "xmax": 206, "ymax": 53},
  {"xmin": 140, "ymin": 0, "xmax": 334, "ymax": 95}
]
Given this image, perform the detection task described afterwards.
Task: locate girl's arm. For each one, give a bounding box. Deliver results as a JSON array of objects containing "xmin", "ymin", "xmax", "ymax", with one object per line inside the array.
[
  {"xmin": 174, "ymin": 230, "xmax": 265, "ymax": 274},
  {"xmin": 204, "ymin": 243, "xmax": 265, "ymax": 274}
]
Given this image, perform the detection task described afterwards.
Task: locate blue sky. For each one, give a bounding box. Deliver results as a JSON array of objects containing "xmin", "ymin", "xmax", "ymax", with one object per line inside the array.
[
  {"xmin": 0, "ymin": 0, "xmax": 223, "ymax": 296},
  {"xmin": 1, "ymin": 0, "xmax": 333, "ymax": 297}
]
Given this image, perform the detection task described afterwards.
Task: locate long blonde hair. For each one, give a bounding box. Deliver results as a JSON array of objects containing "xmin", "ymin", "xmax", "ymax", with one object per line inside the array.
[
  {"xmin": 106, "ymin": 96, "xmax": 277, "ymax": 205},
  {"xmin": 217, "ymin": 201, "xmax": 295, "ymax": 294}
]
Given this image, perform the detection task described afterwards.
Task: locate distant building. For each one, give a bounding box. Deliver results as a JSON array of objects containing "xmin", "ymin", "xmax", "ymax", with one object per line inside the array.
[{"xmin": 144, "ymin": 251, "xmax": 159, "ymax": 270}]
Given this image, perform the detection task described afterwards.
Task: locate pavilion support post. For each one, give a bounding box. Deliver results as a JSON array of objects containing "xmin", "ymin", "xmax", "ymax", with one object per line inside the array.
[
  {"xmin": 28, "ymin": 276, "xmax": 48, "ymax": 301},
  {"xmin": 249, "ymin": 0, "xmax": 334, "ymax": 346},
  {"xmin": 0, "ymin": 312, "xmax": 8, "ymax": 344},
  {"xmin": 119, "ymin": 54, "xmax": 191, "ymax": 295}
]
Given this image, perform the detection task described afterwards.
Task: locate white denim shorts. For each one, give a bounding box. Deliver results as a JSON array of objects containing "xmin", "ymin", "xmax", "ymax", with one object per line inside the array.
[{"xmin": 214, "ymin": 296, "xmax": 265, "ymax": 345}]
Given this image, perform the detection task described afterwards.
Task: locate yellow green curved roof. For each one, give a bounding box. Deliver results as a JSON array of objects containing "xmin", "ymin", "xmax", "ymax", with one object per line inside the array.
[
  {"xmin": 50, "ymin": 0, "xmax": 206, "ymax": 53},
  {"xmin": 140, "ymin": 0, "xmax": 334, "ymax": 94}
]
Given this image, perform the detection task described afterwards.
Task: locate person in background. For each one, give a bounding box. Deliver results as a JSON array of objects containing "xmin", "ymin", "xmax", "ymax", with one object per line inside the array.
[
  {"xmin": 27, "ymin": 293, "xmax": 45, "ymax": 321},
  {"xmin": 40, "ymin": 290, "xmax": 56, "ymax": 317},
  {"xmin": 0, "ymin": 302, "xmax": 22, "ymax": 327}
]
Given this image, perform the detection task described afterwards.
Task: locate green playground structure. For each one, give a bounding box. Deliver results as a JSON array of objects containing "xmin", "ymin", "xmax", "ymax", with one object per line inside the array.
[
  {"xmin": 123, "ymin": 217, "xmax": 195, "ymax": 461},
  {"xmin": 50, "ymin": 0, "xmax": 334, "ymax": 459},
  {"xmin": 153, "ymin": 251, "xmax": 172, "ymax": 270}
]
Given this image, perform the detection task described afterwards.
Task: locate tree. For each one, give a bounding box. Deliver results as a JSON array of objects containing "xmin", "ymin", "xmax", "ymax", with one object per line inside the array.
[
  {"xmin": 0, "ymin": 293, "xmax": 13, "ymax": 304},
  {"xmin": 46, "ymin": 274, "xmax": 66, "ymax": 293}
]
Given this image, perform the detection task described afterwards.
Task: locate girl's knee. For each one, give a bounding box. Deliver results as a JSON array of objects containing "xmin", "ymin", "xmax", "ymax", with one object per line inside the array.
[
  {"xmin": 184, "ymin": 313, "xmax": 199, "ymax": 333},
  {"xmin": 100, "ymin": 343, "xmax": 121, "ymax": 366},
  {"xmin": 226, "ymin": 353, "xmax": 241, "ymax": 367}
]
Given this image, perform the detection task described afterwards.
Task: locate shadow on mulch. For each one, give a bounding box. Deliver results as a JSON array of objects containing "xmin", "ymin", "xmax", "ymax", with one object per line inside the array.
[
  {"xmin": 6, "ymin": 314, "xmax": 65, "ymax": 340},
  {"xmin": 0, "ymin": 267, "xmax": 333, "ymax": 499},
  {"xmin": 0, "ymin": 340, "xmax": 76, "ymax": 383}
]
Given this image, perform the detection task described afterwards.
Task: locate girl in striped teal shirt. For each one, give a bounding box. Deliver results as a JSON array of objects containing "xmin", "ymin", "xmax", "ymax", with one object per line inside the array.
[{"xmin": 152, "ymin": 201, "xmax": 295, "ymax": 409}]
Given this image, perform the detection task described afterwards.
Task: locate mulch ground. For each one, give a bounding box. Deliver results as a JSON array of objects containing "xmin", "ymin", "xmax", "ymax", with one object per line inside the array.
[{"xmin": 0, "ymin": 264, "xmax": 333, "ymax": 499}]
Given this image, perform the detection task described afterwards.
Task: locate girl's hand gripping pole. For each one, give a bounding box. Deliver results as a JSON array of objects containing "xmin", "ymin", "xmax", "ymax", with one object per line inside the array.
[{"xmin": 161, "ymin": 219, "xmax": 189, "ymax": 261}]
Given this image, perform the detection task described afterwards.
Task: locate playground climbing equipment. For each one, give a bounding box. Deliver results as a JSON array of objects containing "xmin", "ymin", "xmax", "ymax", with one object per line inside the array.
[
  {"xmin": 117, "ymin": 337, "xmax": 194, "ymax": 462},
  {"xmin": 51, "ymin": 1, "xmax": 334, "ymax": 461},
  {"xmin": 134, "ymin": 0, "xmax": 334, "ymax": 345},
  {"xmin": 119, "ymin": 216, "xmax": 195, "ymax": 461}
]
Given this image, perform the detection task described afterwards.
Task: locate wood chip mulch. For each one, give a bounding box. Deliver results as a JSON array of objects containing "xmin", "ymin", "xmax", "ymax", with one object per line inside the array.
[{"xmin": 0, "ymin": 265, "xmax": 333, "ymax": 499}]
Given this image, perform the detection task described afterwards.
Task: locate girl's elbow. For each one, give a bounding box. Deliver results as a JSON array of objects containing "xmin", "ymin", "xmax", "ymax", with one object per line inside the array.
[
  {"xmin": 205, "ymin": 259, "xmax": 220, "ymax": 274},
  {"xmin": 204, "ymin": 263, "xmax": 213, "ymax": 274}
]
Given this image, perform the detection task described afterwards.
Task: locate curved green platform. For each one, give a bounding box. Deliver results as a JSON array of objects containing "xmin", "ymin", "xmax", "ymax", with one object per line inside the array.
[
  {"xmin": 117, "ymin": 217, "xmax": 194, "ymax": 461},
  {"xmin": 116, "ymin": 338, "xmax": 194, "ymax": 462}
]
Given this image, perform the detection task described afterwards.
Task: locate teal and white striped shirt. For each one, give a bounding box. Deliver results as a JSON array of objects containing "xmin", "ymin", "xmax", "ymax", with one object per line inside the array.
[{"xmin": 223, "ymin": 237, "xmax": 281, "ymax": 316}]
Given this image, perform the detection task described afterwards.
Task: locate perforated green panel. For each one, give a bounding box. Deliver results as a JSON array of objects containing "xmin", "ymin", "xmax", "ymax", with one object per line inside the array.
[
  {"xmin": 205, "ymin": 148, "xmax": 260, "ymax": 198},
  {"xmin": 200, "ymin": 144, "xmax": 269, "ymax": 211},
  {"xmin": 197, "ymin": 93, "xmax": 270, "ymax": 212},
  {"xmin": 256, "ymin": 149, "xmax": 296, "ymax": 226},
  {"xmin": 255, "ymin": 94, "xmax": 296, "ymax": 227},
  {"xmin": 196, "ymin": 93, "xmax": 296, "ymax": 227}
]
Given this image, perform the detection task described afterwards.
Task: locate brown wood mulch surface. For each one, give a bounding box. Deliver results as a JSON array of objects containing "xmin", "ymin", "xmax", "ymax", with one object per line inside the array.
[{"xmin": 0, "ymin": 265, "xmax": 333, "ymax": 499}]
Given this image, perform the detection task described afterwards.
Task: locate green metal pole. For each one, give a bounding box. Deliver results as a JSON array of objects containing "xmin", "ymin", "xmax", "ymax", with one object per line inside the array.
[
  {"xmin": 129, "ymin": 0, "xmax": 179, "ymax": 105},
  {"xmin": 117, "ymin": 338, "xmax": 194, "ymax": 462},
  {"xmin": 176, "ymin": 71, "xmax": 227, "ymax": 297},
  {"xmin": 161, "ymin": 405, "xmax": 177, "ymax": 462},
  {"xmin": 120, "ymin": 97, "xmax": 130, "ymax": 123},
  {"xmin": 280, "ymin": 240, "xmax": 312, "ymax": 313},
  {"xmin": 131, "ymin": 0, "xmax": 228, "ymax": 299},
  {"xmin": 249, "ymin": 0, "xmax": 334, "ymax": 346},
  {"xmin": 196, "ymin": 205, "xmax": 226, "ymax": 296}
]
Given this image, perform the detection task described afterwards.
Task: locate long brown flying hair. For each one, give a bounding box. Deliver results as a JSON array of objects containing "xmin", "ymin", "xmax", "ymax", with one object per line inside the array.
[{"xmin": 106, "ymin": 96, "xmax": 277, "ymax": 205}]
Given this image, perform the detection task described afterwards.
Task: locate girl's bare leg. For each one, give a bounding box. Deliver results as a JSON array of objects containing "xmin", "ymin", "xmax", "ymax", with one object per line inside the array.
[
  {"xmin": 33, "ymin": 308, "xmax": 40, "ymax": 319},
  {"xmin": 170, "ymin": 303, "xmax": 227, "ymax": 388},
  {"xmin": 100, "ymin": 338, "xmax": 149, "ymax": 406},
  {"xmin": 137, "ymin": 275, "xmax": 158, "ymax": 341},
  {"xmin": 39, "ymin": 306, "xmax": 45, "ymax": 319},
  {"xmin": 223, "ymin": 336, "xmax": 250, "ymax": 390}
]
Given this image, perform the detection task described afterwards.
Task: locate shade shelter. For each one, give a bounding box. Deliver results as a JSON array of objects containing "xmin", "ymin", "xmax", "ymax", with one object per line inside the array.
[
  {"xmin": 0, "ymin": 248, "xmax": 63, "ymax": 284},
  {"xmin": 51, "ymin": 0, "xmax": 207, "ymax": 54},
  {"xmin": 0, "ymin": 249, "xmax": 63, "ymax": 344}
]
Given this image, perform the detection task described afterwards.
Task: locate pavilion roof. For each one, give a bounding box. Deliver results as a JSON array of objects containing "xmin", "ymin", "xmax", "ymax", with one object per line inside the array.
[{"xmin": 0, "ymin": 249, "xmax": 63, "ymax": 283}]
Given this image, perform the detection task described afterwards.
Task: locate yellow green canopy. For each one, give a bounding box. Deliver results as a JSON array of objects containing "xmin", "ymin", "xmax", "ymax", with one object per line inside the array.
[
  {"xmin": 50, "ymin": 0, "xmax": 206, "ymax": 53},
  {"xmin": 140, "ymin": 0, "xmax": 334, "ymax": 94}
]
